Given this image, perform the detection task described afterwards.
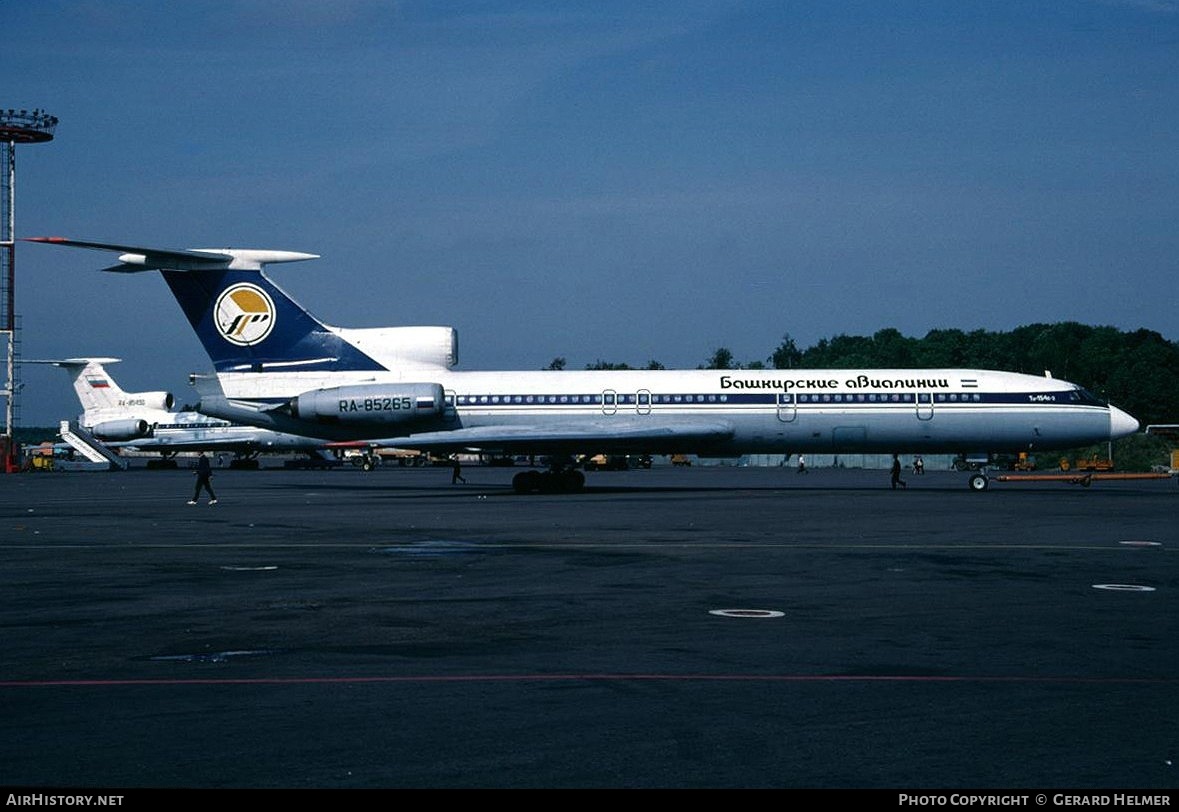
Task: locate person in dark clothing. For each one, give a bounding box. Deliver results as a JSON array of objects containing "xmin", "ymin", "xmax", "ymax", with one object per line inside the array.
[
  {"xmin": 450, "ymin": 456, "xmax": 466, "ymax": 485},
  {"xmin": 890, "ymin": 453, "xmax": 907, "ymax": 490},
  {"xmin": 189, "ymin": 451, "xmax": 218, "ymax": 504}
]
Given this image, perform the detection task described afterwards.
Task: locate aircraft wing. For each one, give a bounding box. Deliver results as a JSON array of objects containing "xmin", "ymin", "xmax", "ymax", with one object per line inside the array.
[
  {"xmin": 362, "ymin": 420, "xmax": 736, "ymax": 455},
  {"xmin": 116, "ymin": 435, "xmax": 299, "ymax": 453}
]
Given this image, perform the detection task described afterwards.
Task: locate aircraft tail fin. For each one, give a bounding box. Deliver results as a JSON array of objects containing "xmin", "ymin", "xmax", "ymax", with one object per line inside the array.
[
  {"xmin": 25, "ymin": 357, "xmax": 129, "ymax": 412},
  {"xmin": 26, "ymin": 237, "xmax": 385, "ymax": 374}
]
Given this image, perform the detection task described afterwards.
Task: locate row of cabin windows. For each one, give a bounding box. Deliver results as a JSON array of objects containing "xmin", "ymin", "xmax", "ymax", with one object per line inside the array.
[{"xmin": 454, "ymin": 392, "xmax": 987, "ymax": 406}]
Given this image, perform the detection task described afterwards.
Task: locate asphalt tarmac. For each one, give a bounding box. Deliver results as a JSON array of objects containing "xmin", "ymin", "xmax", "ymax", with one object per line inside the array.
[{"xmin": 1, "ymin": 464, "xmax": 1176, "ymax": 789}]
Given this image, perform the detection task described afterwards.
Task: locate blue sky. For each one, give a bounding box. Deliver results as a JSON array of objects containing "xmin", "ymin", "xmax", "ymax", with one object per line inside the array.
[{"xmin": 6, "ymin": 0, "xmax": 1178, "ymax": 424}]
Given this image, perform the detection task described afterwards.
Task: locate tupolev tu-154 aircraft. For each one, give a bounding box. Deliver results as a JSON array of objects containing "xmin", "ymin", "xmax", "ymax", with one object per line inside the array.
[
  {"xmin": 29, "ymin": 237, "xmax": 1140, "ymax": 492},
  {"xmin": 29, "ymin": 355, "xmax": 333, "ymax": 467}
]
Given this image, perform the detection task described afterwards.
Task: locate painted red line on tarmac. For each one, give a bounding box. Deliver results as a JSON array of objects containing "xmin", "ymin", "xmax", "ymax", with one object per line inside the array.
[{"xmin": 0, "ymin": 673, "xmax": 1175, "ymax": 688}]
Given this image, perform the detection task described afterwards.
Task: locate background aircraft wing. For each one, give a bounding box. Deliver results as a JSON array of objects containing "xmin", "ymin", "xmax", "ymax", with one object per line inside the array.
[
  {"xmin": 115, "ymin": 435, "xmax": 306, "ymax": 453},
  {"xmin": 365, "ymin": 419, "xmax": 735, "ymax": 455}
]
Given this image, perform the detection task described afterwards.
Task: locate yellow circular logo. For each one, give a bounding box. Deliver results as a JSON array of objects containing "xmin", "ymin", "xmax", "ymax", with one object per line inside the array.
[{"xmin": 214, "ymin": 283, "xmax": 276, "ymax": 346}]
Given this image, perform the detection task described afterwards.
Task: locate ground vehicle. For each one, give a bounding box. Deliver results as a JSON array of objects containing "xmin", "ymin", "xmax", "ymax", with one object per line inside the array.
[
  {"xmin": 582, "ymin": 454, "xmax": 644, "ymax": 471},
  {"xmin": 1060, "ymin": 455, "xmax": 1114, "ymax": 472},
  {"xmin": 345, "ymin": 448, "xmax": 431, "ymax": 470},
  {"xmin": 670, "ymin": 454, "xmax": 692, "ymax": 467},
  {"xmin": 952, "ymin": 453, "xmax": 991, "ymax": 471}
]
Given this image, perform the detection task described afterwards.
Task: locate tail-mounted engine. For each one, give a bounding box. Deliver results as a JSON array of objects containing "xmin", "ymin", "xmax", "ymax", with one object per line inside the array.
[
  {"xmin": 289, "ymin": 383, "xmax": 445, "ymax": 426},
  {"xmin": 125, "ymin": 391, "xmax": 174, "ymax": 411},
  {"xmin": 91, "ymin": 419, "xmax": 151, "ymax": 440}
]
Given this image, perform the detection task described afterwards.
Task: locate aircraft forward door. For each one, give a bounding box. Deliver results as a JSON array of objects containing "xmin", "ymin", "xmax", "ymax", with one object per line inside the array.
[
  {"xmin": 636, "ymin": 389, "xmax": 651, "ymax": 415},
  {"xmin": 601, "ymin": 389, "xmax": 618, "ymax": 416},
  {"xmin": 776, "ymin": 392, "xmax": 796, "ymax": 422},
  {"xmin": 916, "ymin": 392, "xmax": 933, "ymax": 421}
]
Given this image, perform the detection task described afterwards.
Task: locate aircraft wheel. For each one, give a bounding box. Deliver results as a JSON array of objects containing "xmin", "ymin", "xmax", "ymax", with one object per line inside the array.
[
  {"xmin": 362, "ymin": 459, "xmax": 375, "ymax": 472},
  {"xmin": 561, "ymin": 469, "xmax": 586, "ymax": 493},
  {"xmin": 538, "ymin": 472, "xmax": 562, "ymax": 494},
  {"xmin": 968, "ymin": 473, "xmax": 989, "ymax": 492},
  {"xmin": 513, "ymin": 470, "xmax": 541, "ymax": 494}
]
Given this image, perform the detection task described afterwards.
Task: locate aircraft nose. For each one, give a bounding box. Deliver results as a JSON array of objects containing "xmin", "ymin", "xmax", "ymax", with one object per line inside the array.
[{"xmin": 1109, "ymin": 405, "xmax": 1139, "ymax": 439}]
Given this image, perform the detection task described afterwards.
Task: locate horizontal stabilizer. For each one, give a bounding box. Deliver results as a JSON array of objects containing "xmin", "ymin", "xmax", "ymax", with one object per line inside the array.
[
  {"xmin": 24, "ymin": 357, "xmax": 122, "ymax": 368},
  {"xmin": 25, "ymin": 237, "xmax": 318, "ymax": 272}
]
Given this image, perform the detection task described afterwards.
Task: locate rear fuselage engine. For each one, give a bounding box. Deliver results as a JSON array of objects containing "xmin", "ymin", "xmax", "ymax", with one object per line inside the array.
[{"xmin": 288, "ymin": 383, "xmax": 445, "ymax": 426}]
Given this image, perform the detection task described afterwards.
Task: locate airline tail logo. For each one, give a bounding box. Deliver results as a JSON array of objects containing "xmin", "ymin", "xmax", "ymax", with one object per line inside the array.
[{"xmin": 214, "ymin": 283, "xmax": 276, "ymax": 346}]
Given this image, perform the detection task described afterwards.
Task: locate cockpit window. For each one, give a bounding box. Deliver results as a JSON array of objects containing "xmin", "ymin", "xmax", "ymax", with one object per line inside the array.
[{"xmin": 1071, "ymin": 387, "xmax": 1105, "ymax": 406}]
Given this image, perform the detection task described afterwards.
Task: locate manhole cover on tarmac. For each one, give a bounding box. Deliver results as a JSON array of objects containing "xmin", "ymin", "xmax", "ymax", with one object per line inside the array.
[{"xmin": 708, "ymin": 609, "xmax": 785, "ymax": 618}]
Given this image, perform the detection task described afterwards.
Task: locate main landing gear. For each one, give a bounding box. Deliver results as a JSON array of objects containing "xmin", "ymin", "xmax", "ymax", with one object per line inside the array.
[
  {"xmin": 968, "ymin": 472, "xmax": 989, "ymax": 491},
  {"xmin": 512, "ymin": 465, "xmax": 586, "ymax": 494}
]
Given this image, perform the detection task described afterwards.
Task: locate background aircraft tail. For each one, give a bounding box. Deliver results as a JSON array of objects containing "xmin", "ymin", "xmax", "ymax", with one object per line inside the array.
[
  {"xmin": 29, "ymin": 358, "xmax": 128, "ymax": 413},
  {"xmin": 28, "ymin": 357, "xmax": 175, "ymax": 416}
]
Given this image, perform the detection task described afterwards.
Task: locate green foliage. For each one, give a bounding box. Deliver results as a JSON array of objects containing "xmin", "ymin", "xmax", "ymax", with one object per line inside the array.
[
  {"xmin": 556, "ymin": 322, "xmax": 1177, "ymax": 425},
  {"xmin": 770, "ymin": 334, "xmax": 802, "ymax": 369},
  {"xmin": 783, "ymin": 322, "xmax": 1178, "ymax": 426},
  {"xmin": 700, "ymin": 347, "xmax": 766, "ymax": 369},
  {"xmin": 14, "ymin": 426, "xmax": 59, "ymax": 445},
  {"xmin": 700, "ymin": 347, "xmax": 736, "ymax": 370},
  {"xmin": 1054, "ymin": 433, "xmax": 1174, "ymax": 473}
]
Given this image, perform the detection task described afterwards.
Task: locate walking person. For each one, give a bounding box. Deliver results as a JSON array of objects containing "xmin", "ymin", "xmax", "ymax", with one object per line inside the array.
[
  {"xmin": 189, "ymin": 450, "xmax": 217, "ymax": 505},
  {"xmin": 450, "ymin": 455, "xmax": 466, "ymax": 485},
  {"xmin": 796, "ymin": 454, "xmax": 808, "ymax": 474},
  {"xmin": 890, "ymin": 453, "xmax": 907, "ymax": 490}
]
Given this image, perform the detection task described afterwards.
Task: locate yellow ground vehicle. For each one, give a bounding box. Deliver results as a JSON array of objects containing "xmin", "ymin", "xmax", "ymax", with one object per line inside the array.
[
  {"xmin": 582, "ymin": 454, "xmax": 650, "ymax": 471},
  {"xmin": 1060, "ymin": 455, "xmax": 1114, "ymax": 472},
  {"xmin": 27, "ymin": 443, "xmax": 57, "ymax": 471}
]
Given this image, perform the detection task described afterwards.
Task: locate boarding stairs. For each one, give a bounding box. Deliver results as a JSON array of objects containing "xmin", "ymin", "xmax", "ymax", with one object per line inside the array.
[{"xmin": 59, "ymin": 420, "xmax": 128, "ymax": 471}]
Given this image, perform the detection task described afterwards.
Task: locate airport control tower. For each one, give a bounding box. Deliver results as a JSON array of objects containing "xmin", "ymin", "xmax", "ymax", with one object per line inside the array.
[{"xmin": 0, "ymin": 109, "xmax": 57, "ymax": 472}]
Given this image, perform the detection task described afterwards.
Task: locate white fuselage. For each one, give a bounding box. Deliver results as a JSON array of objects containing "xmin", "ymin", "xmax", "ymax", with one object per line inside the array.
[{"xmin": 214, "ymin": 366, "xmax": 1132, "ymax": 454}]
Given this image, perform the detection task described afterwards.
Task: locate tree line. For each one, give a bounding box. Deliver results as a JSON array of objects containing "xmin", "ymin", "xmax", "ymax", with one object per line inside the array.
[{"xmin": 553, "ymin": 322, "xmax": 1178, "ymax": 427}]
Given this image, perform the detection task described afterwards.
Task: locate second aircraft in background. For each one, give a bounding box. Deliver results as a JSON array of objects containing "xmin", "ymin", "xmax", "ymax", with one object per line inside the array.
[{"xmin": 32, "ymin": 356, "xmax": 334, "ymax": 468}]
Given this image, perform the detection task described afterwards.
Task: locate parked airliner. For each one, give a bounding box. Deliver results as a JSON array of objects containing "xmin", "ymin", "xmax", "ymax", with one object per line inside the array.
[
  {"xmin": 29, "ymin": 237, "xmax": 1139, "ymax": 491},
  {"xmin": 31, "ymin": 356, "xmax": 332, "ymax": 468}
]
